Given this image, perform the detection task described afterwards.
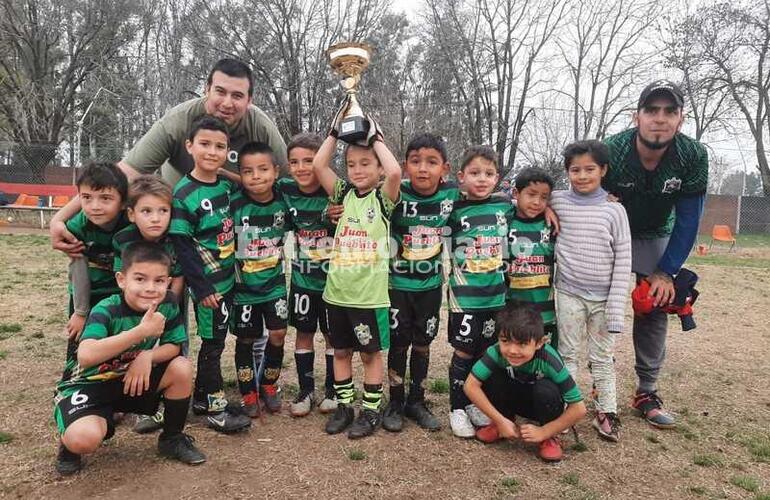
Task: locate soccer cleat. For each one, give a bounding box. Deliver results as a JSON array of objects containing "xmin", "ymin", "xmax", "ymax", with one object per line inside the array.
[
  {"xmin": 134, "ymin": 411, "xmax": 164, "ymax": 434},
  {"xmin": 348, "ymin": 408, "xmax": 382, "ymax": 439},
  {"xmin": 290, "ymin": 391, "xmax": 315, "ymax": 418},
  {"xmin": 56, "ymin": 443, "xmax": 82, "ymax": 476},
  {"xmin": 158, "ymin": 432, "xmax": 206, "ymax": 465},
  {"xmin": 465, "ymin": 404, "xmax": 491, "ymax": 427},
  {"xmin": 318, "ymin": 388, "xmax": 338, "ymax": 414},
  {"xmin": 404, "ymin": 400, "xmax": 441, "ymax": 431},
  {"xmin": 538, "ymin": 437, "xmax": 563, "ymax": 462},
  {"xmin": 593, "ymin": 412, "xmax": 621, "ymax": 442},
  {"xmin": 475, "ymin": 423, "xmax": 502, "ymax": 443},
  {"xmin": 631, "ymin": 391, "xmax": 676, "ymax": 429},
  {"xmin": 449, "ymin": 409, "xmax": 476, "ymax": 438},
  {"xmin": 192, "ymin": 391, "xmax": 228, "ymax": 415},
  {"xmin": 325, "ymin": 403, "xmax": 355, "ymax": 434},
  {"xmin": 260, "ymin": 384, "xmax": 282, "ymax": 413},
  {"xmin": 206, "ymin": 407, "xmax": 251, "ymax": 434},
  {"xmin": 192, "ymin": 398, "xmax": 209, "ymax": 416},
  {"xmin": 381, "ymin": 400, "xmax": 404, "ymax": 432},
  {"xmin": 241, "ymin": 391, "xmax": 260, "ymax": 419}
]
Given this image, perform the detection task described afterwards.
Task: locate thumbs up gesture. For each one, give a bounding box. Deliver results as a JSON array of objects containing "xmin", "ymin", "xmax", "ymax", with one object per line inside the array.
[{"xmin": 140, "ymin": 302, "xmax": 166, "ymax": 338}]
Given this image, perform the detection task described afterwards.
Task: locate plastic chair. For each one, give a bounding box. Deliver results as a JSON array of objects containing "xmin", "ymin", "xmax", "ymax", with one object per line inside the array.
[
  {"xmin": 709, "ymin": 225, "xmax": 736, "ymax": 252},
  {"xmin": 51, "ymin": 195, "xmax": 70, "ymax": 208},
  {"xmin": 14, "ymin": 194, "xmax": 41, "ymax": 207}
]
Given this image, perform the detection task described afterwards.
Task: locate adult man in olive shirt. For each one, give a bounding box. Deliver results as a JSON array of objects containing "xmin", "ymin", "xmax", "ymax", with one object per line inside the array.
[{"xmin": 51, "ymin": 58, "xmax": 287, "ymax": 255}]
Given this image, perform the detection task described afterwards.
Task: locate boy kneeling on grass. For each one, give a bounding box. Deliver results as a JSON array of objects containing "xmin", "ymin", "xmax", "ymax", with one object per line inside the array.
[
  {"xmin": 464, "ymin": 303, "xmax": 586, "ymax": 462},
  {"xmin": 54, "ymin": 241, "xmax": 205, "ymax": 475}
]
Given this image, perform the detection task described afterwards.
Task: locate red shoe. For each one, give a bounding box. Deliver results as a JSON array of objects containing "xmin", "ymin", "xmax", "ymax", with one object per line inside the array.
[
  {"xmin": 538, "ymin": 437, "xmax": 563, "ymax": 462},
  {"xmin": 475, "ymin": 423, "xmax": 502, "ymax": 443}
]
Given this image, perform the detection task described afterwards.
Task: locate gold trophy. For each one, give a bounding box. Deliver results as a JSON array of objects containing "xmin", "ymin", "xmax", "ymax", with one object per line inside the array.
[{"xmin": 327, "ymin": 42, "xmax": 373, "ymax": 144}]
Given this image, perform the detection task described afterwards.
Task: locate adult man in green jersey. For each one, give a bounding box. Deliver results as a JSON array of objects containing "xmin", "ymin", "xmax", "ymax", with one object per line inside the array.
[
  {"xmin": 603, "ymin": 81, "xmax": 708, "ymax": 428},
  {"xmin": 51, "ymin": 58, "xmax": 287, "ymax": 257}
]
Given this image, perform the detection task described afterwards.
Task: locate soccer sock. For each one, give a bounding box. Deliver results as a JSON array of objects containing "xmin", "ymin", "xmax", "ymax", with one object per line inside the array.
[
  {"xmin": 324, "ymin": 350, "xmax": 335, "ymax": 395},
  {"xmin": 235, "ymin": 340, "xmax": 257, "ymax": 396},
  {"xmin": 334, "ymin": 377, "xmax": 355, "ymax": 405},
  {"xmin": 362, "ymin": 383, "xmax": 384, "ymax": 412},
  {"xmin": 260, "ymin": 342, "xmax": 284, "ymax": 386},
  {"xmin": 449, "ymin": 354, "xmax": 474, "ymax": 411},
  {"xmin": 407, "ymin": 347, "xmax": 430, "ymax": 404},
  {"xmin": 295, "ymin": 349, "xmax": 315, "ymax": 394},
  {"xmin": 162, "ymin": 397, "xmax": 191, "ymax": 436},
  {"xmin": 387, "ymin": 346, "xmax": 408, "ymax": 403},
  {"xmin": 195, "ymin": 338, "xmax": 225, "ymax": 401}
]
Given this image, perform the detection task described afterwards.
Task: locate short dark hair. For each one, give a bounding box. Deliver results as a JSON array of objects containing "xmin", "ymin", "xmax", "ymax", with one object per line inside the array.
[
  {"xmin": 514, "ymin": 167, "xmax": 554, "ymax": 192},
  {"xmin": 562, "ymin": 140, "xmax": 609, "ymax": 170},
  {"xmin": 76, "ymin": 161, "xmax": 128, "ymax": 201},
  {"xmin": 127, "ymin": 175, "xmax": 172, "ymax": 208},
  {"xmin": 287, "ymin": 133, "xmax": 323, "ymax": 157},
  {"xmin": 495, "ymin": 303, "xmax": 545, "ymax": 343},
  {"xmin": 188, "ymin": 115, "xmax": 229, "ymax": 143},
  {"xmin": 239, "ymin": 141, "xmax": 277, "ymax": 166},
  {"xmin": 460, "ymin": 145, "xmax": 498, "ymax": 172},
  {"xmin": 121, "ymin": 241, "xmax": 171, "ymax": 273},
  {"xmin": 405, "ymin": 133, "xmax": 448, "ymax": 163},
  {"xmin": 207, "ymin": 58, "xmax": 254, "ymax": 97}
]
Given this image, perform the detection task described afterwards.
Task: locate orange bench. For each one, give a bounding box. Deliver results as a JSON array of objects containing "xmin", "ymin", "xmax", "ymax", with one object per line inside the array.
[
  {"xmin": 709, "ymin": 225, "xmax": 736, "ymax": 252},
  {"xmin": 1, "ymin": 193, "xmax": 58, "ymax": 229}
]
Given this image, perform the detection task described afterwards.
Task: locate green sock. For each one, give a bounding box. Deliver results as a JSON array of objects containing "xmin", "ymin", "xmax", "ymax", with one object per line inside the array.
[
  {"xmin": 362, "ymin": 383, "xmax": 383, "ymax": 411},
  {"xmin": 334, "ymin": 378, "xmax": 355, "ymax": 405}
]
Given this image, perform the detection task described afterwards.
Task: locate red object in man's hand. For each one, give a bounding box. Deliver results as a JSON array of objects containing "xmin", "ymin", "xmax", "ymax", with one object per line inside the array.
[{"xmin": 632, "ymin": 272, "xmax": 699, "ymax": 331}]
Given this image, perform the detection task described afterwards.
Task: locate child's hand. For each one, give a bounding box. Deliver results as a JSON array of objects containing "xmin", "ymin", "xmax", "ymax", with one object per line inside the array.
[
  {"xmin": 326, "ymin": 204, "xmax": 343, "ymax": 225},
  {"xmin": 497, "ymin": 417, "xmax": 520, "ymax": 439},
  {"xmin": 328, "ymin": 96, "xmax": 350, "ymax": 138},
  {"xmin": 544, "ymin": 206, "xmax": 560, "ymax": 235},
  {"xmin": 65, "ymin": 313, "xmax": 87, "ymax": 341},
  {"xmin": 355, "ymin": 115, "xmax": 384, "ymax": 147},
  {"xmin": 200, "ymin": 293, "xmax": 222, "ymax": 309},
  {"xmin": 519, "ymin": 423, "xmax": 548, "ymax": 443},
  {"xmin": 123, "ymin": 351, "xmax": 153, "ymax": 397},
  {"xmin": 607, "ymin": 193, "xmax": 620, "ymax": 203},
  {"xmin": 140, "ymin": 302, "xmax": 166, "ymax": 338}
]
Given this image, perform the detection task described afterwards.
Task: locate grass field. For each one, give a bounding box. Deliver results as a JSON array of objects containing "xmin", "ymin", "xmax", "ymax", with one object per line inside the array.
[{"xmin": 0, "ymin": 233, "xmax": 769, "ymax": 499}]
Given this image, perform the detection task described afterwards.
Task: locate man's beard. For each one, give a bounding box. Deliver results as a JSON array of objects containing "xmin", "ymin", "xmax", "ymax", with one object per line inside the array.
[{"xmin": 638, "ymin": 133, "xmax": 673, "ymax": 151}]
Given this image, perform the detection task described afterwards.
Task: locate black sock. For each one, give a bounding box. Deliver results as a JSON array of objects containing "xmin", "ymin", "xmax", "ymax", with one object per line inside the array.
[
  {"xmin": 260, "ymin": 342, "xmax": 284, "ymax": 385},
  {"xmin": 295, "ymin": 350, "xmax": 315, "ymax": 394},
  {"xmin": 195, "ymin": 338, "xmax": 225, "ymax": 399},
  {"xmin": 449, "ymin": 353, "xmax": 474, "ymax": 410},
  {"xmin": 235, "ymin": 340, "xmax": 257, "ymax": 396},
  {"xmin": 387, "ymin": 346, "xmax": 408, "ymax": 402},
  {"xmin": 162, "ymin": 397, "xmax": 191, "ymax": 436},
  {"xmin": 324, "ymin": 351, "xmax": 335, "ymax": 394},
  {"xmin": 407, "ymin": 347, "xmax": 430, "ymax": 404},
  {"xmin": 362, "ymin": 383, "xmax": 383, "ymax": 412}
]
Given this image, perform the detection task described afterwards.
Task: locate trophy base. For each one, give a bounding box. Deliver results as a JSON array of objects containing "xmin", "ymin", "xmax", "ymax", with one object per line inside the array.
[{"xmin": 338, "ymin": 116, "xmax": 370, "ymax": 144}]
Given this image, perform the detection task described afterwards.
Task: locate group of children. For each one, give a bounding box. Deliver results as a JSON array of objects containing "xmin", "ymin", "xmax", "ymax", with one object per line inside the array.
[{"xmin": 52, "ymin": 106, "xmax": 635, "ymax": 474}]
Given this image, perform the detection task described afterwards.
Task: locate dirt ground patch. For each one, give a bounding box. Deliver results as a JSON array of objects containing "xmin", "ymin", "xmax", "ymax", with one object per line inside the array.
[{"xmin": 0, "ymin": 233, "xmax": 769, "ymax": 499}]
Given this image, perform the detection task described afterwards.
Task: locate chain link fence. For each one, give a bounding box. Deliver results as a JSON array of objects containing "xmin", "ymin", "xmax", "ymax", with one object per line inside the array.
[{"xmin": 700, "ymin": 194, "xmax": 770, "ymax": 235}]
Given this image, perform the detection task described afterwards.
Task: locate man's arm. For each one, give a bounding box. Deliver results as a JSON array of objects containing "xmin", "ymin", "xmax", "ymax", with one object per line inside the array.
[
  {"xmin": 66, "ymin": 258, "xmax": 91, "ymax": 339},
  {"xmin": 313, "ymin": 136, "xmax": 340, "ymax": 196}
]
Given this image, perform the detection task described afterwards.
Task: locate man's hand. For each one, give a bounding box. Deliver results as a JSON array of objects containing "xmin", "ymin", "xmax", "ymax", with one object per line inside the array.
[
  {"xmin": 123, "ymin": 351, "xmax": 153, "ymax": 397},
  {"xmin": 496, "ymin": 417, "xmax": 520, "ymax": 440},
  {"xmin": 326, "ymin": 204, "xmax": 343, "ymax": 225},
  {"xmin": 519, "ymin": 423, "xmax": 549, "ymax": 443},
  {"xmin": 328, "ymin": 97, "xmax": 350, "ymax": 138},
  {"xmin": 140, "ymin": 302, "xmax": 165, "ymax": 338},
  {"xmin": 200, "ymin": 293, "xmax": 222, "ymax": 309},
  {"xmin": 51, "ymin": 220, "xmax": 85, "ymax": 258},
  {"xmin": 65, "ymin": 313, "xmax": 87, "ymax": 341},
  {"xmin": 544, "ymin": 206, "xmax": 560, "ymax": 235},
  {"xmin": 648, "ymin": 270, "xmax": 675, "ymax": 307}
]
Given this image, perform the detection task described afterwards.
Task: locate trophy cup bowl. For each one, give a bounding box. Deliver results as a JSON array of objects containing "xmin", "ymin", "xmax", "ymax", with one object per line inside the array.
[{"xmin": 327, "ymin": 42, "xmax": 373, "ymax": 144}]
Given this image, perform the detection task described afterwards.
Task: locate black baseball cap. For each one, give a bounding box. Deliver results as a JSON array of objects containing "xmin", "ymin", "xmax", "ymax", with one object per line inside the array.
[{"xmin": 638, "ymin": 80, "xmax": 684, "ymax": 109}]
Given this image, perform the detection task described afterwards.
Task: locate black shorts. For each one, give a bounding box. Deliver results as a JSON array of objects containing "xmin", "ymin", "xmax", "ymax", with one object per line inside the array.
[
  {"xmin": 54, "ymin": 361, "xmax": 171, "ymax": 437},
  {"xmin": 288, "ymin": 286, "xmax": 329, "ymax": 336},
  {"xmin": 326, "ymin": 303, "xmax": 390, "ymax": 353},
  {"xmin": 448, "ymin": 310, "xmax": 499, "ymax": 356},
  {"xmin": 389, "ymin": 288, "xmax": 443, "ymax": 348},
  {"xmin": 193, "ymin": 290, "xmax": 233, "ymax": 341},
  {"xmin": 233, "ymin": 297, "xmax": 289, "ymax": 339}
]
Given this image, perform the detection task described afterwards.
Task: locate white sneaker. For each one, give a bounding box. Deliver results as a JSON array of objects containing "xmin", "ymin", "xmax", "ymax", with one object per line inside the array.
[
  {"xmin": 450, "ymin": 409, "xmax": 476, "ymax": 438},
  {"xmin": 465, "ymin": 404, "xmax": 491, "ymax": 427},
  {"xmin": 290, "ymin": 391, "xmax": 315, "ymax": 417},
  {"xmin": 318, "ymin": 395, "xmax": 338, "ymax": 414}
]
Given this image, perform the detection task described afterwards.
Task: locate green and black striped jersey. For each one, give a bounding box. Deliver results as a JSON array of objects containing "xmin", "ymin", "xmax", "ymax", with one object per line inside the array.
[
  {"xmin": 169, "ymin": 174, "xmax": 235, "ymax": 295},
  {"xmin": 506, "ymin": 212, "xmax": 556, "ymax": 325},
  {"xmin": 471, "ymin": 342, "xmax": 582, "ymax": 404},
  {"xmin": 56, "ymin": 292, "xmax": 185, "ymax": 395},
  {"xmin": 112, "ymin": 224, "xmax": 182, "ymax": 277},
  {"xmin": 277, "ymin": 178, "xmax": 334, "ymax": 293},
  {"xmin": 231, "ymin": 188, "xmax": 290, "ymax": 305},
  {"xmin": 66, "ymin": 210, "xmax": 130, "ymax": 297},
  {"xmin": 447, "ymin": 194, "xmax": 512, "ymax": 312},
  {"xmin": 390, "ymin": 180, "xmax": 460, "ymax": 292}
]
